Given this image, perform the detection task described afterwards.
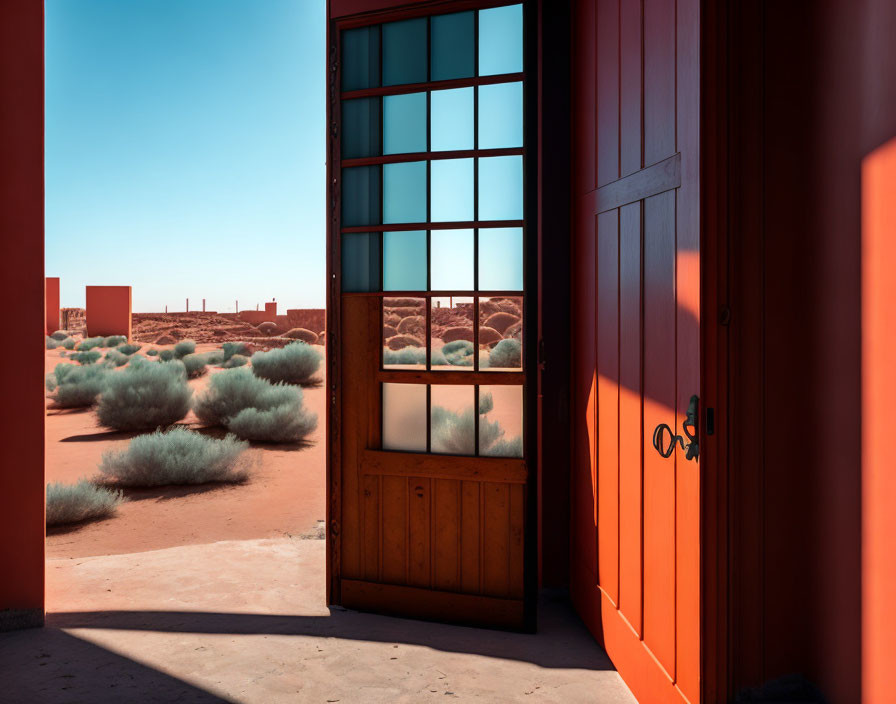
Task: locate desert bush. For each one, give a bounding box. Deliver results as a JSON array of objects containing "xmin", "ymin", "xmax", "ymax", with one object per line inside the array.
[
  {"xmin": 173, "ymin": 339, "xmax": 196, "ymax": 359},
  {"xmin": 193, "ymin": 368, "xmax": 317, "ymax": 443},
  {"xmin": 158, "ymin": 349, "xmax": 175, "ymax": 361},
  {"xmin": 62, "ymin": 337, "xmax": 76, "ymax": 349},
  {"xmin": 284, "ymin": 327, "xmax": 318, "ymax": 344},
  {"xmin": 250, "ymin": 342, "xmax": 321, "ymax": 386},
  {"xmin": 58, "ymin": 349, "xmax": 68, "ymax": 357},
  {"xmin": 478, "ymin": 326, "xmax": 503, "ymax": 346},
  {"xmin": 484, "ymin": 312, "xmax": 519, "ymax": 334},
  {"xmin": 46, "ymin": 337, "xmax": 59, "ymax": 350},
  {"xmin": 431, "ymin": 391, "xmax": 522, "ymax": 457},
  {"xmin": 78, "ymin": 336, "xmax": 106, "ymax": 351},
  {"xmin": 386, "ymin": 334, "xmax": 423, "ymax": 350},
  {"xmin": 96, "ymin": 360, "xmax": 192, "ymax": 430},
  {"xmin": 489, "ymin": 338, "xmax": 522, "ymax": 368},
  {"xmin": 220, "ymin": 354, "xmax": 248, "ymax": 368},
  {"xmin": 383, "ymin": 346, "xmax": 426, "ymax": 366},
  {"xmin": 70, "ymin": 349, "xmax": 102, "ymax": 365},
  {"xmin": 257, "ymin": 321, "xmax": 279, "ymax": 336},
  {"xmin": 222, "ymin": 341, "xmax": 252, "ymax": 360},
  {"xmin": 397, "ymin": 315, "xmax": 425, "ymax": 335},
  {"xmin": 46, "ymin": 479, "xmax": 124, "ymax": 526},
  {"xmin": 46, "ymin": 363, "xmax": 110, "ymax": 407},
  {"xmin": 103, "ymin": 335, "xmax": 128, "ymax": 348},
  {"xmin": 98, "ymin": 427, "xmax": 250, "ymax": 486},
  {"xmin": 181, "ymin": 352, "xmax": 208, "ymax": 378},
  {"xmin": 104, "ymin": 349, "xmax": 131, "ymax": 367},
  {"xmin": 203, "ymin": 349, "xmax": 225, "ymax": 365},
  {"xmin": 442, "ymin": 340, "xmax": 474, "ymax": 366},
  {"xmin": 441, "ymin": 326, "xmax": 474, "ymax": 343},
  {"xmin": 117, "ymin": 343, "xmax": 141, "ymax": 355},
  {"xmin": 50, "ymin": 330, "xmax": 70, "ymax": 341},
  {"xmin": 146, "ymin": 349, "xmax": 159, "ymax": 356}
]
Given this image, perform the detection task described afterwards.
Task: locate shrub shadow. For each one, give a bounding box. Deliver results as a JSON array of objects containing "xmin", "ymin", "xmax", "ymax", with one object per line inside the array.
[
  {"xmin": 112, "ymin": 482, "xmax": 247, "ymax": 504},
  {"xmin": 46, "ymin": 406, "xmax": 93, "ymax": 416},
  {"xmin": 45, "ymin": 514, "xmax": 119, "ymax": 536},
  {"xmin": 60, "ymin": 429, "xmax": 144, "ymax": 443}
]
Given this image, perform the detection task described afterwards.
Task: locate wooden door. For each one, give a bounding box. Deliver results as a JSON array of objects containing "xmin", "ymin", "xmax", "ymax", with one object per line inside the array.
[
  {"xmin": 327, "ymin": 2, "xmax": 536, "ymax": 631},
  {"xmin": 570, "ymin": 0, "xmax": 702, "ymax": 702}
]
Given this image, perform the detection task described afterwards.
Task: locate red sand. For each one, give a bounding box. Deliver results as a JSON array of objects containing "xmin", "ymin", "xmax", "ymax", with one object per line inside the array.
[{"xmin": 45, "ymin": 343, "xmax": 325, "ymax": 559}]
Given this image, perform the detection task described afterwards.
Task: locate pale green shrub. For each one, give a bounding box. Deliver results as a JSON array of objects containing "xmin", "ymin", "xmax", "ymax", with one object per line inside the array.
[
  {"xmin": 70, "ymin": 350, "xmax": 101, "ymax": 365},
  {"xmin": 222, "ymin": 341, "xmax": 251, "ymax": 360},
  {"xmin": 431, "ymin": 391, "xmax": 522, "ymax": 457},
  {"xmin": 220, "ymin": 354, "xmax": 248, "ymax": 368},
  {"xmin": 103, "ymin": 335, "xmax": 127, "ymax": 347},
  {"xmin": 173, "ymin": 340, "xmax": 196, "ymax": 359},
  {"xmin": 488, "ymin": 338, "xmax": 522, "ymax": 368},
  {"xmin": 104, "ymin": 349, "xmax": 130, "ymax": 367},
  {"xmin": 181, "ymin": 353, "xmax": 208, "ymax": 379},
  {"xmin": 146, "ymin": 349, "xmax": 159, "ymax": 356},
  {"xmin": 50, "ymin": 330, "xmax": 70, "ymax": 341},
  {"xmin": 442, "ymin": 340, "xmax": 474, "ymax": 366},
  {"xmin": 203, "ymin": 349, "xmax": 225, "ymax": 365},
  {"xmin": 158, "ymin": 349, "xmax": 175, "ymax": 362},
  {"xmin": 78, "ymin": 336, "xmax": 105, "ymax": 351},
  {"xmin": 117, "ymin": 343, "xmax": 141, "ymax": 355},
  {"xmin": 47, "ymin": 337, "xmax": 59, "ymax": 350},
  {"xmin": 46, "ymin": 480, "xmax": 124, "ymax": 526},
  {"xmin": 96, "ymin": 360, "xmax": 192, "ymax": 430},
  {"xmin": 46, "ymin": 364, "xmax": 110, "ymax": 407},
  {"xmin": 62, "ymin": 337, "xmax": 76, "ymax": 349},
  {"xmin": 98, "ymin": 427, "xmax": 250, "ymax": 486},
  {"xmin": 250, "ymin": 342, "xmax": 321, "ymax": 386}
]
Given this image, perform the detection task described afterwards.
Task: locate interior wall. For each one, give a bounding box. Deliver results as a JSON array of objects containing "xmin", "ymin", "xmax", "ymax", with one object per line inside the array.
[
  {"xmin": 731, "ymin": 1, "xmax": 896, "ymax": 701},
  {"xmin": 0, "ymin": 2, "xmax": 45, "ymax": 629}
]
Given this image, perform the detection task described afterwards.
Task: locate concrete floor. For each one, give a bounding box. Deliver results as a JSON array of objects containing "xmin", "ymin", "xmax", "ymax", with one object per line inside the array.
[{"xmin": 1, "ymin": 539, "xmax": 636, "ymax": 703}]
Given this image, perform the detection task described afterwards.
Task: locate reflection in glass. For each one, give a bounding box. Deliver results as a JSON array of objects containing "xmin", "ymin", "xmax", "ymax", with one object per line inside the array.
[
  {"xmin": 383, "ymin": 383, "xmax": 427, "ymax": 452},
  {"xmin": 382, "ymin": 18, "xmax": 427, "ymax": 86},
  {"xmin": 431, "ymin": 229, "xmax": 474, "ymax": 291},
  {"xmin": 383, "ymin": 297, "xmax": 426, "ymax": 369},
  {"xmin": 342, "ymin": 26, "xmax": 380, "ymax": 91},
  {"xmin": 384, "ymin": 92, "xmax": 427, "ymax": 155},
  {"xmin": 342, "ymin": 166, "xmax": 381, "ymax": 227},
  {"xmin": 431, "ymin": 297, "xmax": 474, "ymax": 370},
  {"xmin": 478, "ymin": 156, "xmax": 523, "ymax": 221},
  {"xmin": 431, "ymin": 87, "xmax": 474, "ymax": 152},
  {"xmin": 479, "ymin": 228, "xmax": 523, "ymax": 290},
  {"xmin": 478, "ymin": 4, "xmax": 523, "ymax": 76},
  {"xmin": 342, "ymin": 98, "xmax": 381, "ymax": 159},
  {"xmin": 431, "ymin": 11, "xmax": 475, "ymax": 81},
  {"xmin": 478, "ymin": 82, "xmax": 523, "ymax": 149},
  {"xmin": 431, "ymin": 385, "xmax": 475, "ymax": 455},
  {"xmin": 431, "ymin": 158, "xmax": 474, "ymax": 222},
  {"xmin": 383, "ymin": 231, "xmax": 427, "ymax": 291},
  {"xmin": 479, "ymin": 296, "xmax": 523, "ymax": 371},
  {"xmin": 384, "ymin": 161, "xmax": 427, "ymax": 223},
  {"xmin": 342, "ymin": 232, "xmax": 381, "ymax": 293},
  {"xmin": 479, "ymin": 385, "xmax": 523, "ymax": 457}
]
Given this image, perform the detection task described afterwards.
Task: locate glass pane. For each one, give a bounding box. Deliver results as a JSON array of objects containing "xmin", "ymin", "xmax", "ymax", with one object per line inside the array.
[
  {"xmin": 342, "ymin": 232, "xmax": 380, "ymax": 292},
  {"xmin": 342, "ymin": 26, "xmax": 380, "ymax": 91},
  {"xmin": 478, "ymin": 156, "xmax": 523, "ymax": 221},
  {"xmin": 383, "ymin": 297, "xmax": 426, "ymax": 369},
  {"xmin": 479, "ymin": 227, "xmax": 523, "ymax": 290},
  {"xmin": 383, "ymin": 383, "xmax": 427, "ymax": 452},
  {"xmin": 431, "ymin": 158, "xmax": 474, "ymax": 222},
  {"xmin": 383, "ymin": 230, "xmax": 427, "ymax": 291},
  {"xmin": 430, "ymin": 87, "xmax": 474, "ymax": 152},
  {"xmin": 431, "ymin": 11, "xmax": 474, "ymax": 81},
  {"xmin": 342, "ymin": 98, "xmax": 381, "ymax": 159},
  {"xmin": 478, "ymin": 82, "xmax": 523, "ymax": 149},
  {"xmin": 382, "ymin": 18, "xmax": 427, "ymax": 86},
  {"xmin": 480, "ymin": 296, "xmax": 523, "ymax": 371},
  {"xmin": 431, "ymin": 385, "xmax": 475, "ymax": 455},
  {"xmin": 384, "ymin": 161, "xmax": 427, "ymax": 224},
  {"xmin": 342, "ymin": 166, "xmax": 381, "ymax": 227},
  {"xmin": 479, "ymin": 385, "xmax": 523, "ymax": 457},
  {"xmin": 431, "ymin": 229, "xmax": 473, "ymax": 290},
  {"xmin": 384, "ymin": 92, "xmax": 427, "ymax": 155},
  {"xmin": 478, "ymin": 4, "xmax": 523, "ymax": 77},
  {"xmin": 431, "ymin": 296, "xmax": 474, "ymax": 369}
]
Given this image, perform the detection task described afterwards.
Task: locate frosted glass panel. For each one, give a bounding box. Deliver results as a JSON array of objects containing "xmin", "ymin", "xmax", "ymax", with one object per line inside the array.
[
  {"xmin": 478, "ymin": 82, "xmax": 523, "ymax": 149},
  {"xmin": 383, "ymin": 230, "xmax": 427, "ymax": 291},
  {"xmin": 384, "ymin": 161, "xmax": 427, "ymax": 223},
  {"xmin": 431, "ymin": 229, "xmax": 473, "ymax": 290},
  {"xmin": 383, "ymin": 383, "xmax": 427, "ymax": 452},
  {"xmin": 384, "ymin": 92, "xmax": 427, "ymax": 155},
  {"xmin": 342, "ymin": 26, "xmax": 380, "ymax": 91},
  {"xmin": 431, "ymin": 158, "xmax": 474, "ymax": 222},
  {"xmin": 342, "ymin": 166, "xmax": 381, "ymax": 227},
  {"xmin": 479, "ymin": 227, "xmax": 523, "ymax": 290},
  {"xmin": 431, "ymin": 87, "xmax": 474, "ymax": 152},
  {"xmin": 431, "ymin": 297, "xmax": 474, "ymax": 369},
  {"xmin": 431, "ymin": 11, "xmax": 475, "ymax": 81},
  {"xmin": 480, "ymin": 296, "xmax": 523, "ymax": 371},
  {"xmin": 478, "ymin": 4, "xmax": 523, "ymax": 76},
  {"xmin": 431, "ymin": 385, "xmax": 475, "ymax": 455},
  {"xmin": 383, "ymin": 297, "xmax": 426, "ymax": 369},
  {"xmin": 478, "ymin": 156, "xmax": 523, "ymax": 220},
  {"xmin": 341, "ymin": 232, "xmax": 380, "ymax": 293},
  {"xmin": 479, "ymin": 385, "xmax": 523, "ymax": 457},
  {"xmin": 382, "ymin": 18, "xmax": 427, "ymax": 86}
]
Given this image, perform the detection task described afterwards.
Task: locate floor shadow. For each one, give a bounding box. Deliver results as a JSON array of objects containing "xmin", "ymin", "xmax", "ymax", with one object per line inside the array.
[
  {"xmin": 60, "ymin": 429, "xmax": 143, "ymax": 443},
  {"xmin": 45, "ymin": 514, "xmax": 119, "ymax": 536},
  {"xmin": 46, "ymin": 592, "xmax": 615, "ymax": 672},
  {"xmin": 46, "ymin": 406, "xmax": 93, "ymax": 416},
  {"xmin": 114, "ymin": 482, "xmax": 246, "ymax": 503}
]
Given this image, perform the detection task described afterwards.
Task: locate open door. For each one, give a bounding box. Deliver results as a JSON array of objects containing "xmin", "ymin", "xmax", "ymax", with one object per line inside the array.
[
  {"xmin": 326, "ymin": 1, "xmax": 536, "ymax": 631},
  {"xmin": 570, "ymin": 0, "xmax": 703, "ymax": 702}
]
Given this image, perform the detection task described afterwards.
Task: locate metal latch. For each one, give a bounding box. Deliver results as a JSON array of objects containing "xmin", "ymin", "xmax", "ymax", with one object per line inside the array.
[{"xmin": 651, "ymin": 395, "xmax": 699, "ymax": 462}]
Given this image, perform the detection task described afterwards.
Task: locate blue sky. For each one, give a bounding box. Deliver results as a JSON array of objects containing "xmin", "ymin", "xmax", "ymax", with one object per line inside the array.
[{"xmin": 45, "ymin": 0, "xmax": 326, "ymax": 313}]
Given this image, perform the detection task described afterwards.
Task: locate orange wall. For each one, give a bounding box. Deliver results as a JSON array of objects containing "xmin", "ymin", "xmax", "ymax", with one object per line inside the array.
[
  {"xmin": 86, "ymin": 286, "xmax": 132, "ymax": 338},
  {"xmin": 0, "ymin": 1, "xmax": 45, "ymax": 628},
  {"xmin": 45, "ymin": 277, "xmax": 59, "ymax": 335}
]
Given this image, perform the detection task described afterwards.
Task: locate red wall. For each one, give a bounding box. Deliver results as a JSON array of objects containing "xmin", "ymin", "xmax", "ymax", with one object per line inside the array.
[
  {"xmin": 0, "ymin": 1, "xmax": 45, "ymax": 629},
  {"xmin": 86, "ymin": 285, "xmax": 132, "ymax": 338},
  {"xmin": 45, "ymin": 277, "xmax": 60, "ymax": 335}
]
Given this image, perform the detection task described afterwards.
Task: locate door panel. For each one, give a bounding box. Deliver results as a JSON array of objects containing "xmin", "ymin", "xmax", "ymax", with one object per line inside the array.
[{"xmin": 571, "ymin": 0, "xmax": 701, "ymax": 702}]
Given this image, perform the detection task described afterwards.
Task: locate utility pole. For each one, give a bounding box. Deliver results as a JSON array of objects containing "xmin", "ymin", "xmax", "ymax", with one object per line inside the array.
[
  {"xmin": 186, "ymin": 298, "xmax": 189, "ymax": 313},
  {"xmin": 202, "ymin": 298, "xmax": 206, "ymax": 313}
]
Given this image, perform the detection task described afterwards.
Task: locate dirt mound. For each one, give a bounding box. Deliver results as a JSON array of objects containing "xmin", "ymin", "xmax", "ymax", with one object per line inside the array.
[{"xmin": 132, "ymin": 312, "xmax": 316, "ymax": 344}]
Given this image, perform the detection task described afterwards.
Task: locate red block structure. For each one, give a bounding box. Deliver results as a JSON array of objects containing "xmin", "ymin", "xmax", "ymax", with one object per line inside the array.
[
  {"xmin": 86, "ymin": 285, "xmax": 132, "ymax": 338},
  {"xmin": 45, "ymin": 277, "xmax": 59, "ymax": 334}
]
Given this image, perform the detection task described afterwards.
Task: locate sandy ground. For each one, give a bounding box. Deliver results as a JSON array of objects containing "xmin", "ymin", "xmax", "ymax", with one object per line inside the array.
[
  {"xmin": 45, "ymin": 344, "xmax": 326, "ymax": 560},
  {"xmin": 0, "ymin": 538, "xmax": 636, "ymax": 703}
]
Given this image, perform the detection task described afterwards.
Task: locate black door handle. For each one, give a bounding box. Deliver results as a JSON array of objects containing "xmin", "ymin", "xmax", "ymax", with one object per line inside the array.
[{"xmin": 651, "ymin": 395, "xmax": 699, "ymax": 462}]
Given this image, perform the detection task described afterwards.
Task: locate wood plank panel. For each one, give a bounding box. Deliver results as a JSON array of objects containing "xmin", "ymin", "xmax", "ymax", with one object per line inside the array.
[
  {"xmin": 460, "ymin": 481, "xmax": 481, "ymax": 593},
  {"xmin": 408, "ymin": 477, "xmax": 431, "ymax": 588},
  {"xmin": 597, "ymin": 209, "xmax": 620, "ymax": 606},
  {"xmin": 361, "ymin": 449, "xmax": 526, "ymax": 483},
  {"xmin": 575, "ymin": 0, "xmax": 598, "ymax": 192},
  {"xmin": 596, "ymin": 0, "xmax": 620, "ymax": 187},
  {"xmin": 482, "ymin": 482, "xmax": 511, "ymax": 597},
  {"xmin": 433, "ymin": 479, "xmax": 460, "ymax": 592},
  {"xmin": 508, "ymin": 483, "xmax": 525, "ymax": 599},
  {"xmin": 620, "ymin": 0, "xmax": 643, "ymax": 177},
  {"xmin": 642, "ymin": 191, "xmax": 677, "ymax": 677},
  {"xmin": 381, "ymin": 474, "xmax": 408, "ymax": 584},
  {"xmin": 618, "ymin": 201, "xmax": 643, "ymax": 637},
  {"xmin": 644, "ymin": 0, "xmax": 677, "ymax": 164},
  {"xmin": 361, "ymin": 473, "xmax": 380, "ymax": 581}
]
